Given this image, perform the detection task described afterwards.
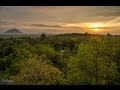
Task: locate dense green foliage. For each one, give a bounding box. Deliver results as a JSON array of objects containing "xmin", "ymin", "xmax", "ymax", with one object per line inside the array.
[{"xmin": 0, "ymin": 33, "xmax": 120, "ymax": 85}]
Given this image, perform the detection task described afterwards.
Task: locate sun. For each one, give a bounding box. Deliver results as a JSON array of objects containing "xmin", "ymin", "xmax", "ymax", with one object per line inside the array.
[
  {"xmin": 88, "ymin": 23, "xmax": 105, "ymax": 32},
  {"xmin": 90, "ymin": 23, "xmax": 101, "ymax": 28}
]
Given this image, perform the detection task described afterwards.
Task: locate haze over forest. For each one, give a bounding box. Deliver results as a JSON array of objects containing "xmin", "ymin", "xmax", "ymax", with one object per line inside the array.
[{"xmin": 0, "ymin": 6, "xmax": 120, "ymax": 34}]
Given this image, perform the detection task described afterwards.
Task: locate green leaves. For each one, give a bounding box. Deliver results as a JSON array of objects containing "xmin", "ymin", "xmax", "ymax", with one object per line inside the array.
[
  {"xmin": 33, "ymin": 44, "xmax": 56, "ymax": 58},
  {"xmin": 10, "ymin": 56, "xmax": 63, "ymax": 85},
  {"xmin": 66, "ymin": 37, "xmax": 120, "ymax": 85},
  {"xmin": 1, "ymin": 34, "xmax": 120, "ymax": 85}
]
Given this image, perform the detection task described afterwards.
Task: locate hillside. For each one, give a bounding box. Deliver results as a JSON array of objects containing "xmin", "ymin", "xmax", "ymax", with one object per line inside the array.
[{"xmin": 3, "ymin": 28, "xmax": 23, "ymax": 34}]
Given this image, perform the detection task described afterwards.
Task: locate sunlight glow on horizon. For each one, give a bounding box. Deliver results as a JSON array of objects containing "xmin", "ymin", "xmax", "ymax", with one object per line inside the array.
[
  {"xmin": 87, "ymin": 22, "xmax": 107, "ymax": 32},
  {"xmin": 61, "ymin": 22, "xmax": 109, "ymax": 33}
]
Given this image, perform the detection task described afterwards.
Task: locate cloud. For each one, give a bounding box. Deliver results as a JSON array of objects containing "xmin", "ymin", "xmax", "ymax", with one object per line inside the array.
[
  {"xmin": 87, "ymin": 6, "xmax": 120, "ymax": 17},
  {"xmin": 91, "ymin": 10, "xmax": 120, "ymax": 17},
  {"xmin": 0, "ymin": 17, "xmax": 16, "ymax": 26},
  {"xmin": 23, "ymin": 23, "xmax": 62, "ymax": 28},
  {"xmin": 0, "ymin": 6, "xmax": 120, "ymax": 24},
  {"xmin": 106, "ymin": 17, "xmax": 120, "ymax": 23},
  {"xmin": 29, "ymin": 6, "xmax": 80, "ymax": 14},
  {"xmin": 0, "ymin": 6, "xmax": 120, "ymax": 34}
]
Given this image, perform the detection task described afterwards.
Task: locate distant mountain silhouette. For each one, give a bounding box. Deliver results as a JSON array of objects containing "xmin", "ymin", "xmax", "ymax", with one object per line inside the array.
[{"xmin": 4, "ymin": 28, "xmax": 23, "ymax": 34}]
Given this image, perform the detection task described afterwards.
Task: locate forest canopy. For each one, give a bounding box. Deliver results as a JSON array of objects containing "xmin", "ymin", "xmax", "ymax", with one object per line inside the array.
[{"xmin": 0, "ymin": 33, "xmax": 120, "ymax": 85}]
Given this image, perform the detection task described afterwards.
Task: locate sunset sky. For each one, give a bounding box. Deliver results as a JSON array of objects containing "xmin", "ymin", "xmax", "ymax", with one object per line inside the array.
[{"xmin": 0, "ymin": 6, "xmax": 120, "ymax": 34}]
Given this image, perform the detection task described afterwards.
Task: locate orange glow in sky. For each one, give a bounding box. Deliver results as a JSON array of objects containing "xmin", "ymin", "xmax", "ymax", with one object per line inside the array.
[
  {"xmin": 88, "ymin": 23, "xmax": 106, "ymax": 32},
  {"xmin": 83, "ymin": 22, "xmax": 108, "ymax": 33}
]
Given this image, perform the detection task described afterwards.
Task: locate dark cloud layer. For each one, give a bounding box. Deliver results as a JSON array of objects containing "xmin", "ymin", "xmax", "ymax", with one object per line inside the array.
[{"xmin": 23, "ymin": 23, "xmax": 62, "ymax": 28}]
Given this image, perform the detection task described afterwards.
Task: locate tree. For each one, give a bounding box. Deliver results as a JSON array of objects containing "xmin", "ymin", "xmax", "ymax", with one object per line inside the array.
[
  {"xmin": 65, "ymin": 37, "xmax": 119, "ymax": 85},
  {"xmin": 53, "ymin": 42, "xmax": 62, "ymax": 51},
  {"xmin": 106, "ymin": 33, "xmax": 112, "ymax": 37},
  {"xmin": 41, "ymin": 33, "xmax": 46, "ymax": 40},
  {"xmin": 33, "ymin": 44, "xmax": 56, "ymax": 59},
  {"xmin": 84, "ymin": 32, "xmax": 89, "ymax": 36},
  {"xmin": 10, "ymin": 56, "xmax": 63, "ymax": 85}
]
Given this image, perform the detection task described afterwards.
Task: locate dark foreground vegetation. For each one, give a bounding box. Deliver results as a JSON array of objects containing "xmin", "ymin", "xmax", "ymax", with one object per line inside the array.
[{"xmin": 0, "ymin": 33, "xmax": 120, "ymax": 85}]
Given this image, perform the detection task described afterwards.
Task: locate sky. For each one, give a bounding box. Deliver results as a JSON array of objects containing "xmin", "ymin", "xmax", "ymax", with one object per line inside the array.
[{"xmin": 0, "ymin": 6, "xmax": 120, "ymax": 34}]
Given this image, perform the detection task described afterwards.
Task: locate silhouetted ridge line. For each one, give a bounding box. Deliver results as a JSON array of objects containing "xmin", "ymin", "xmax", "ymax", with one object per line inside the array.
[{"xmin": 4, "ymin": 28, "xmax": 23, "ymax": 34}]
